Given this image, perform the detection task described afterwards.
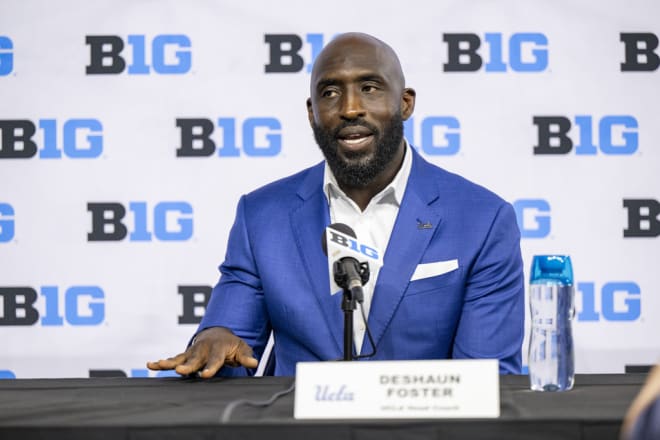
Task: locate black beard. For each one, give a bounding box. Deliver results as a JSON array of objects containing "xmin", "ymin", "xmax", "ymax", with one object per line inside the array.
[{"xmin": 313, "ymin": 114, "xmax": 404, "ymax": 188}]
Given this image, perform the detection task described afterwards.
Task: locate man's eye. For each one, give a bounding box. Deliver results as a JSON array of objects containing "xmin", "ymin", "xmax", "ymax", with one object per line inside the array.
[
  {"xmin": 363, "ymin": 84, "xmax": 378, "ymax": 93},
  {"xmin": 322, "ymin": 89, "xmax": 338, "ymax": 98}
]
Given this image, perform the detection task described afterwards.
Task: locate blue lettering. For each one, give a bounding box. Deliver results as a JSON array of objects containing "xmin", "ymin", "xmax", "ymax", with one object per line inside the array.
[
  {"xmin": 513, "ymin": 199, "xmax": 550, "ymax": 238},
  {"xmin": 153, "ymin": 202, "xmax": 193, "ymax": 241},
  {"xmin": 0, "ymin": 203, "xmax": 15, "ymax": 242},
  {"xmin": 602, "ymin": 282, "xmax": 641, "ymax": 321},
  {"xmin": 65, "ymin": 286, "xmax": 105, "ymax": 325},
  {"xmin": 242, "ymin": 118, "xmax": 281, "ymax": 156},
  {"xmin": 0, "ymin": 36, "xmax": 13, "ymax": 76},
  {"xmin": 599, "ymin": 116, "xmax": 638, "ymax": 155},
  {"xmin": 152, "ymin": 35, "xmax": 191, "ymax": 74},
  {"xmin": 508, "ymin": 33, "xmax": 548, "ymax": 72}
]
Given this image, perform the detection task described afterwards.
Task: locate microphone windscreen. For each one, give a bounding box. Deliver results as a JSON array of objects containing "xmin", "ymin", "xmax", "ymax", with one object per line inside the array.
[{"xmin": 321, "ymin": 222, "xmax": 356, "ymax": 256}]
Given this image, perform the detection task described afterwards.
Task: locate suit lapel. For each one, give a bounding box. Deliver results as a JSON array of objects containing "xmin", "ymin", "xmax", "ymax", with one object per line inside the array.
[
  {"xmin": 364, "ymin": 151, "xmax": 443, "ymax": 353},
  {"xmin": 290, "ymin": 163, "xmax": 344, "ymax": 356}
]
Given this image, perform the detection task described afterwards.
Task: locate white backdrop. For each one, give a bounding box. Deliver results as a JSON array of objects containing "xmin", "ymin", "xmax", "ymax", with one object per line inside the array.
[{"xmin": 1, "ymin": 0, "xmax": 658, "ymax": 378}]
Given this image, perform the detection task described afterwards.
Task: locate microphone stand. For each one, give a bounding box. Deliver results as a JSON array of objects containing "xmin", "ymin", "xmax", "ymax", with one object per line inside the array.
[{"xmin": 341, "ymin": 287, "xmax": 357, "ymax": 361}]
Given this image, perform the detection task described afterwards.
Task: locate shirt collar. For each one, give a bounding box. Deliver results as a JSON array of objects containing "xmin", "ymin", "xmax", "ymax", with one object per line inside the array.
[{"xmin": 323, "ymin": 139, "xmax": 413, "ymax": 209}]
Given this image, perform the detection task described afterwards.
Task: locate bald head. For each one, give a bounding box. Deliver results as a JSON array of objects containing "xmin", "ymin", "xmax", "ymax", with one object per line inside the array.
[{"xmin": 310, "ymin": 32, "xmax": 406, "ymax": 95}]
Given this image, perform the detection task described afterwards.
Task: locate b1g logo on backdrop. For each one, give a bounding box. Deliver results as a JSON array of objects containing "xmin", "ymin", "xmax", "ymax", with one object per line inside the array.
[
  {"xmin": 513, "ymin": 199, "xmax": 551, "ymax": 239},
  {"xmin": 0, "ymin": 36, "xmax": 13, "ymax": 76},
  {"xmin": 89, "ymin": 369, "xmax": 178, "ymax": 378},
  {"xmin": 86, "ymin": 35, "xmax": 191, "ymax": 75},
  {"xmin": 404, "ymin": 116, "xmax": 460, "ymax": 156},
  {"xmin": 87, "ymin": 202, "xmax": 193, "ymax": 241},
  {"xmin": 0, "ymin": 286, "xmax": 105, "ymax": 326},
  {"xmin": 178, "ymin": 285, "xmax": 212, "ymax": 324},
  {"xmin": 620, "ymin": 33, "xmax": 659, "ymax": 72},
  {"xmin": 443, "ymin": 33, "xmax": 548, "ymax": 72},
  {"xmin": 533, "ymin": 115, "xmax": 638, "ymax": 155},
  {"xmin": 0, "ymin": 203, "xmax": 14, "ymax": 242},
  {"xmin": 176, "ymin": 118, "xmax": 282, "ymax": 157},
  {"xmin": 264, "ymin": 33, "xmax": 330, "ymax": 73},
  {"xmin": 577, "ymin": 281, "xmax": 641, "ymax": 322},
  {"xmin": 0, "ymin": 119, "xmax": 103, "ymax": 159},
  {"xmin": 623, "ymin": 199, "xmax": 660, "ymax": 237}
]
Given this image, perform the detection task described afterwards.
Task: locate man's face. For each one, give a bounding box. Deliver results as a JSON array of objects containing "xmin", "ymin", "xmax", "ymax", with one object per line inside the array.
[{"xmin": 307, "ymin": 36, "xmax": 415, "ymax": 189}]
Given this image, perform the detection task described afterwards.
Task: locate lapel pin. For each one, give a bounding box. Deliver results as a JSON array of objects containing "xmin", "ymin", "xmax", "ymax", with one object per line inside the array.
[{"xmin": 416, "ymin": 219, "xmax": 433, "ymax": 229}]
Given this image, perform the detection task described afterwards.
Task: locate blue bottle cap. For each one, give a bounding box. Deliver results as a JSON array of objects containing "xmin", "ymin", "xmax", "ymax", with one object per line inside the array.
[{"xmin": 530, "ymin": 255, "xmax": 573, "ymax": 285}]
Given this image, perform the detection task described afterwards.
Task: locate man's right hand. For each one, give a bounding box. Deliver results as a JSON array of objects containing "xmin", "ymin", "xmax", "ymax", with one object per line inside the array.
[{"xmin": 146, "ymin": 327, "xmax": 259, "ymax": 378}]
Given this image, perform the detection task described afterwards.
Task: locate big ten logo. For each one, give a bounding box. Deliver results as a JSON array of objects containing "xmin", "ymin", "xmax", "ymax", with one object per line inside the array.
[
  {"xmin": 513, "ymin": 199, "xmax": 551, "ymax": 239},
  {"xmin": 620, "ymin": 33, "xmax": 659, "ymax": 72},
  {"xmin": 328, "ymin": 230, "xmax": 379, "ymax": 260},
  {"xmin": 85, "ymin": 35, "xmax": 191, "ymax": 75},
  {"xmin": 533, "ymin": 115, "xmax": 638, "ymax": 155},
  {"xmin": 0, "ymin": 203, "xmax": 14, "ymax": 242},
  {"xmin": 178, "ymin": 285, "xmax": 211, "ymax": 324},
  {"xmin": 403, "ymin": 116, "xmax": 460, "ymax": 156},
  {"xmin": 0, "ymin": 286, "xmax": 105, "ymax": 326},
  {"xmin": 0, "ymin": 36, "xmax": 13, "ymax": 76},
  {"xmin": 0, "ymin": 370, "xmax": 16, "ymax": 379},
  {"xmin": 576, "ymin": 282, "xmax": 641, "ymax": 322},
  {"xmin": 175, "ymin": 118, "xmax": 282, "ymax": 157},
  {"xmin": 264, "ymin": 33, "xmax": 331, "ymax": 73},
  {"xmin": 0, "ymin": 119, "xmax": 103, "ymax": 159},
  {"xmin": 87, "ymin": 202, "xmax": 193, "ymax": 242},
  {"xmin": 89, "ymin": 369, "xmax": 178, "ymax": 378},
  {"xmin": 623, "ymin": 199, "xmax": 660, "ymax": 238},
  {"xmin": 443, "ymin": 33, "xmax": 548, "ymax": 72}
]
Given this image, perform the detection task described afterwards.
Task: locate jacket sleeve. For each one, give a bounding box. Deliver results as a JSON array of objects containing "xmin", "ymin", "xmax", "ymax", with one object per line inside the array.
[
  {"xmin": 195, "ymin": 195, "xmax": 272, "ymax": 376},
  {"xmin": 451, "ymin": 202, "xmax": 525, "ymax": 374}
]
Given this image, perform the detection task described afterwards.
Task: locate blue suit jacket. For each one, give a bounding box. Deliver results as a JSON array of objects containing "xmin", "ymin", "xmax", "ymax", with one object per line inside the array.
[{"xmin": 198, "ymin": 148, "xmax": 524, "ymax": 375}]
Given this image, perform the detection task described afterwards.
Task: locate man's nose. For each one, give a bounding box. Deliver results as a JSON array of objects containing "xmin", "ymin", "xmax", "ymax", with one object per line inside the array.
[{"xmin": 340, "ymin": 89, "xmax": 366, "ymax": 120}]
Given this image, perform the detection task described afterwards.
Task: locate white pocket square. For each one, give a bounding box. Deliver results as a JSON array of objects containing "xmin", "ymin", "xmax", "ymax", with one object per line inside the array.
[{"xmin": 411, "ymin": 259, "xmax": 459, "ymax": 281}]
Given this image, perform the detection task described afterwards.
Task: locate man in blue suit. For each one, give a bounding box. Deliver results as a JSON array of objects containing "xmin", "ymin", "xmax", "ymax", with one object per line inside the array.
[{"xmin": 148, "ymin": 32, "xmax": 524, "ymax": 377}]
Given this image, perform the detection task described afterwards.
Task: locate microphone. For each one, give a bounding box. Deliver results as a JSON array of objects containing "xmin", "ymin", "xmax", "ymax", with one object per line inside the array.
[
  {"xmin": 322, "ymin": 223, "xmax": 381, "ymax": 360},
  {"xmin": 321, "ymin": 223, "xmax": 369, "ymax": 302}
]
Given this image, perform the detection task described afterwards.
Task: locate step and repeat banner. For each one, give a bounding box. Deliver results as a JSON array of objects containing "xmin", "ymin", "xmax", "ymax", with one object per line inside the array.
[{"xmin": 1, "ymin": 0, "xmax": 658, "ymax": 378}]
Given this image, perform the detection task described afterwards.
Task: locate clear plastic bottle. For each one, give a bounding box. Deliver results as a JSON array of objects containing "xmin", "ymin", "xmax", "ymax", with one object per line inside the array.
[{"xmin": 528, "ymin": 255, "xmax": 575, "ymax": 392}]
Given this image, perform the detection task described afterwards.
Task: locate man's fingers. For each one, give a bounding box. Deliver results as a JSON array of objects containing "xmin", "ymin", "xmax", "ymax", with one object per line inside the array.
[
  {"xmin": 237, "ymin": 352, "xmax": 259, "ymax": 369},
  {"xmin": 197, "ymin": 349, "xmax": 228, "ymax": 379},
  {"xmin": 174, "ymin": 350, "xmax": 209, "ymax": 376},
  {"xmin": 146, "ymin": 352, "xmax": 187, "ymax": 371}
]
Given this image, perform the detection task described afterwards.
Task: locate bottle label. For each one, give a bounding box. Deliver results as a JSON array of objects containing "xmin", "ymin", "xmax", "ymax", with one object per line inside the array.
[{"xmin": 530, "ymin": 284, "xmax": 559, "ymax": 331}]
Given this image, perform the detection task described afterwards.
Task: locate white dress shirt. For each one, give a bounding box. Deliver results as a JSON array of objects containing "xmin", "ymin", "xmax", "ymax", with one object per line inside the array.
[{"xmin": 323, "ymin": 141, "xmax": 413, "ymax": 354}]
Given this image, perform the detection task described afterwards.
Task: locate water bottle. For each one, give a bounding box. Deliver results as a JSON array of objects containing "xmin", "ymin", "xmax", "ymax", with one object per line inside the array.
[{"xmin": 528, "ymin": 255, "xmax": 575, "ymax": 392}]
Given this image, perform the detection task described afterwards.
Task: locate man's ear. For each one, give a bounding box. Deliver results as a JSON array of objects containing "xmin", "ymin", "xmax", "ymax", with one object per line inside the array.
[
  {"xmin": 306, "ymin": 98, "xmax": 315, "ymax": 126},
  {"xmin": 401, "ymin": 88, "xmax": 416, "ymax": 120}
]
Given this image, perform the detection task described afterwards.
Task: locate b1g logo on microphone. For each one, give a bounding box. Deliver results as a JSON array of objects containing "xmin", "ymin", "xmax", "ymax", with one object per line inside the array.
[
  {"xmin": 0, "ymin": 203, "xmax": 14, "ymax": 243},
  {"xmin": 0, "ymin": 286, "xmax": 105, "ymax": 326},
  {"xmin": 623, "ymin": 199, "xmax": 659, "ymax": 237},
  {"xmin": 264, "ymin": 33, "xmax": 330, "ymax": 73},
  {"xmin": 513, "ymin": 199, "xmax": 550, "ymax": 239},
  {"xmin": 577, "ymin": 282, "xmax": 641, "ymax": 322},
  {"xmin": 87, "ymin": 202, "xmax": 193, "ymax": 241},
  {"xmin": 0, "ymin": 119, "xmax": 103, "ymax": 159},
  {"xmin": 0, "ymin": 36, "xmax": 13, "ymax": 76},
  {"xmin": 178, "ymin": 285, "xmax": 211, "ymax": 324},
  {"xmin": 533, "ymin": 115, "xmax": 638, "ymax": 155},
  {"xmin": 404, "ymin": 116, "xmax": 460, "ymax": 156},
  {"xmin": 86, "ymin": 35, "xmax": 191, "ymax": 75},
  {"xmin": 620, "ymin": 33, "xmax": 659, "ymax": 72},
  {"xmin": 176, "ymin": 118, "xmax": 282, "ymax": 157},
  {"xmin": 443, "ymin": 33, "xmax": 548, "ymax": 72}
]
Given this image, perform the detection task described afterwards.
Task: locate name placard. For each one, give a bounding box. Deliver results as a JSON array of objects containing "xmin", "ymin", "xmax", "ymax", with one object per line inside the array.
[{"xmin": 294, "ymin": 359, "xmax": 499, "ymax": 419}]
